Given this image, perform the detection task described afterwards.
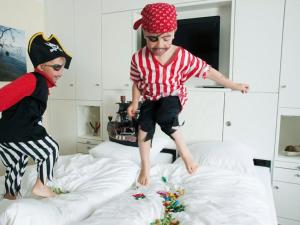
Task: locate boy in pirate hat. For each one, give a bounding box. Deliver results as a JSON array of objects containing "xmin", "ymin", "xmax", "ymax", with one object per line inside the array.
[
  {"xmin": 0, "ymin": 32, "xmax": 71, "ymax": 199},
  {"xmin": 128, "ymin": 3, "xmax": 249, "ymax": 186}
]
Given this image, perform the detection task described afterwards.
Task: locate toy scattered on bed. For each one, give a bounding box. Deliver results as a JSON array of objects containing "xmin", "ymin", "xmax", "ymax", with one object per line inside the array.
[
  {"xmin": 51, "ymin": 187, "xmax": 69, "ymax": 195},
  {"xmin": 132, "ymin": 193, "xmax": 146, "ymax": 200},
  {"xmin": 157, "ymin": 190, "xmax": 185, "ymax": 213},
  {"xmin": 107, "ymin": 96, "xmax": 141, "ymax": 147},
  {"xmin": 151, "ymin": 213, "xmax": 181, "ymax": 225},
  {"xmin": 152, "ymin": 177, "xmax": 184, "ymax": 225}
]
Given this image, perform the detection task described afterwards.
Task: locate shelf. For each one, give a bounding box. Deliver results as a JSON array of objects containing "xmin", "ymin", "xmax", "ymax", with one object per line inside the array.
[
  {"xmin": 276, "ymin": 153, "xmax": 300, "ymax": 164},
  {"xmin": 275, "ymin": 110, "xmax": 300, "ymax": 163},
  {"xmin": 76, "ymin": 101, "xmax": 102, "ymax": 140}
]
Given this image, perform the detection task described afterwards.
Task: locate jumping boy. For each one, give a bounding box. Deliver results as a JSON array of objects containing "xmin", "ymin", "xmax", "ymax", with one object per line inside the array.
[
  {"xmin": 127, "ymin": 3, "xmax": 249, "ymax": 186},
  {"xmin": 0, "ymin": 32, "xmax": 72, "ymax": 199}
]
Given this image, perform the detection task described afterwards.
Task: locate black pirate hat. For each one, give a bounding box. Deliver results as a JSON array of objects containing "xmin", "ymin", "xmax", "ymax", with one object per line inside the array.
[{"xmin": 28, "ymin": 32, "xmax": 72, "ymax": 69}]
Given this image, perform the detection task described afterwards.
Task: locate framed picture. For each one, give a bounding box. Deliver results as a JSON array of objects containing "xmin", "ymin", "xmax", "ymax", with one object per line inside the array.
[{"xmin": 0, "ymin": 25, "xmax": 27, "ymax": 81}]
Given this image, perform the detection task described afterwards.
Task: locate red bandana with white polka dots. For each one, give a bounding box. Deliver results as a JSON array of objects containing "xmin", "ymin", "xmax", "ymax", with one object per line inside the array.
[{"xmin": 133, "ymin": 3, "xmax": 177, "ymax": 33}]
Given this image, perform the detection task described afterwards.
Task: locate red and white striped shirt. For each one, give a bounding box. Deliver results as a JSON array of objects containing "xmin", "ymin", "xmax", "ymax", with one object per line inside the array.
[{"xmin": 130, "ymin": 46, "xmax": 210, "ymax": 107}]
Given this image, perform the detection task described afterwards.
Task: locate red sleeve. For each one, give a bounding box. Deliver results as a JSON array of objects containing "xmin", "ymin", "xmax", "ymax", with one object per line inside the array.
[{"xmin": 0, "ymin": 73, "xmax": 37, "ymax": 112}]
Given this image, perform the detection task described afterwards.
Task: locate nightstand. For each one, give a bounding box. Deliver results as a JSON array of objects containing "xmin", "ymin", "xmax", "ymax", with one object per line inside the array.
[
  {"xmin": 76, "ymin": 138, "xmax": 102, "ymax": 154},
  {"xmin": 273, "ymin": 162, "xmax": 300, "ymax": 225},
  {"xmin": 273, "ymin": 109, "xmax": 300, "ymax": 225}
]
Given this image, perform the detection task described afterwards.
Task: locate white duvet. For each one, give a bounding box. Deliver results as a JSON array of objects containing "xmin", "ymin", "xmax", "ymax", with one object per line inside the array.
[
  {"xmin": 0, "ymin": 154, "xmax": 139, "ymax": 225},
  {"xmin": 73, "ymin": 159, "xmax": 276, "ymax": 225}
]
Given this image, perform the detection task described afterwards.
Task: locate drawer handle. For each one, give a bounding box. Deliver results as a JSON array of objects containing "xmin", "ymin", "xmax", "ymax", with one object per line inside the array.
[
  {"xmin": 86, "ymin": 141, "xmax": 91, "ymax": 144},
  {"xmin": 295, "ymin": 174, "xmax": 300, "ymax": 178},
  {"xmin": 273, "ymin": 186, "xmax": 279, "ymax": 190},
  {"xmin": 297, "ymin": 166, "xmax": 300, "ymax": 170}
]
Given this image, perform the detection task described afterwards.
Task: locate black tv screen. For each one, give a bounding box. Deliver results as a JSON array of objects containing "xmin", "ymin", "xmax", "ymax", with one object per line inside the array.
[{"xmin": 142, "ymin": 16, "xmax": 220, "ymax": 69}]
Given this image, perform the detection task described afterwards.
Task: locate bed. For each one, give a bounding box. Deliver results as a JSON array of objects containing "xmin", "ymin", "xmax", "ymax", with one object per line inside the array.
[
  {"xmin": 0, "ymin": 137, "xmax": 173, "ymax": 225},
  {"xmin": 0, "ymin": 140, "xmax": 277, "ymax": 225},
  {"xmin": 71, "ymin": 141, "xmax": 278, "ymax": 225}
]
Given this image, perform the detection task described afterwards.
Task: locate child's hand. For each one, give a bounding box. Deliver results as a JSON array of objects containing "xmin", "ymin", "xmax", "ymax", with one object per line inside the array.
[
  {"xmin": 127, "ymin": 102, "xmax": 138, "ymax": 118},
  {"xmin": 235, "ymin": 83, "xmax": 249, "ymax": 93}
]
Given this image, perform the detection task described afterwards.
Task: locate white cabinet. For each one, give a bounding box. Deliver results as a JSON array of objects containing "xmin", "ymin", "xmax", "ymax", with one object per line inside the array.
[
  {"xmin": 102, "ymin": 0, "xmax": 231, "ymax": 14},
  {"xmin": 223, "ymin": 92, "xmax": 278, "ymax": 160},
  {"xmin": 279, "ymin": 0, "xmax": 300, "ymax": 108},
  {"xmin": 45, "ymin": 0, "xmax": 76, "ymax": 100},
  {"xmin": 47, "ymin": 100, "xmax": 77, "ymax": 155},
  {"xmin": 45, "ymin": 0, "xmax": 102, "ymax": 155},
  {"xmin": 102, "ymin": 11, "xmax": 133, "ymax": 90},
  {"xmin": 273, "ymin": 162, "xmax": 300, "ymax": 224},
  {"xmin": 179, "ymin": 89, "xmax": 224, "ymax": 141},
  {"xmin": 45, "ymin": 0, "xmax": 102, "ymax": 100},
  {"xmin": 74, "ymin": 0, "xmax": 102, "ymax": 101},
  {"xmin": 273, "ymin": 109, "xmax": 300, "ymax": 224},
  {"xmin": 232, "ymin": 0, "xmax": 284, "ymax": 92}
]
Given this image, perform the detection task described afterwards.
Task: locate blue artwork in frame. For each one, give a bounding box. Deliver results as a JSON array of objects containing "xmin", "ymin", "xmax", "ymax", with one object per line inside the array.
[{"xmin": 0, "ymin": 25, "xmax": 27, "ymax": 81}]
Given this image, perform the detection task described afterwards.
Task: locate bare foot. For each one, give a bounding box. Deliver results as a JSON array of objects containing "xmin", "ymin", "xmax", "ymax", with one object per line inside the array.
[
  {"xmin": 32, "ymin": 185, "xmax": 56, "ymax": 198},
  {"xmin": 32, "ymin": 178, "xmax": 56, "ymax": 198},
  {"xmin": 182, "ymin": 155, "xmax": 199, "ymax": 175},
  {"xmin": 137, "ymin": 165, "xmax": 150, "ymax": 186},
  {"xmin": 3, "ymin": 193, "xmax": 17, "ymax": 200}
]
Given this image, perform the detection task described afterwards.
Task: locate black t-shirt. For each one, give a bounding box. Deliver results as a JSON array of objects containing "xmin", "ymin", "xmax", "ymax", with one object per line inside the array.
[{"xmin": 0, "ymin": 72, "xmax": 49, "ymax": 142}]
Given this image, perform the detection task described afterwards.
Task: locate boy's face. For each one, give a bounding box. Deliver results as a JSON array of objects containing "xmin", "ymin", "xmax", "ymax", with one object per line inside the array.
[
  {"xmin": 143, "ymin": 30, "xmax": 175, "ymax": 56},
  {"xmin": 37, "ymin": 57, "xmax": 66, "ymax": 83}
]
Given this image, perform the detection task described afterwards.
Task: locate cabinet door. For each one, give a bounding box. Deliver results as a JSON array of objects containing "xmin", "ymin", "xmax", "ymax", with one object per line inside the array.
[
  {"xmin": 232, "ymin": 0, "xmax": 284, "ymax": 92},
  {"xmin": 102, "ymin": 90, "xmax": 131, "ymax": 140},
  {"xmin": 273, "ymin": 181, "xmax": 300, "ymax": 222},
  {"xmin": 278, "ymin": 217, "xmax": 300, "ymax": 225},
  {"xmin": 102, "ymin": 0, "xmax": 155, "ymax": 14},
  {"xmin": 279, "ymin": 0, "xmax": 300, "ymax": 108},
  {"xmin": 47, "ymin": 100, "xmax": 77, "ymax": 155},
  {"xmin": 223, "ymin": 92, "xmax": 277, "ymax": 160},
  {"xmin": 74, "ymin": 0, "xmax": 102, "ymax": 101},
  {"xmin": 102, "ymin": 11, "xmax": 133, "ymax": 90},
  {"xmin": 179, "ymin": 90, "xmax": 224, "ymax": 142},
  {"xmin": 45, "ymin": 0, "xmax": 76, "ymax": 100}
]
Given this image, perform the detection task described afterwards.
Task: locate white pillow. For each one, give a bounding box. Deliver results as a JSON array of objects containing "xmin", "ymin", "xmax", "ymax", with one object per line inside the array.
[
  {"xmin": 185, "ymin": 140, "xmax": 256, "ymax": 175},
  {"xmin": 89, "ymin": 137, "xmax": 171, "ymax": 165}
]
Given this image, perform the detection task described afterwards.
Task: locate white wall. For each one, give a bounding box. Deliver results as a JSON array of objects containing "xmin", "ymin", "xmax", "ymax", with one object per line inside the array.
[{"xmin": 0, "ymin": 0, "xmax": 45, "ymax": 175}]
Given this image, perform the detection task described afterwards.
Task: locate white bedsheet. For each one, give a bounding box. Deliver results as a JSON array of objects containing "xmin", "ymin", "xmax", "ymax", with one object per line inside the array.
[
  {"xmin": 73, "ymin": 159, "xmax": 276, "ymax": 225},
  {"xmin": 0, "ymin": 154, "xmax": 139, "ymax": 225}
]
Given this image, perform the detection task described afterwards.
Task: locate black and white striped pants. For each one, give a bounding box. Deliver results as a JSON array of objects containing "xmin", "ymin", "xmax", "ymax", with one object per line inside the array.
[{"xmin": 0, "ymin": 136, "xmax": 59, "ymax": 195}]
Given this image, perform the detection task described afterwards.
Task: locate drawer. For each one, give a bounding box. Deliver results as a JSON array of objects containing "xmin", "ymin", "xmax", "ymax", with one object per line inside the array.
[
  {"xmin": 273, "ymin": 167, "xmax": 300, "ymax": 184},
  {"xmin": 275, "ymin": 161, "xmax": 300, "ymax": 171},
  {"xmin": 278, "ymin": 217, "xmax": 300, "ymax": 225},
  {"xmin": 273, "ymin": 181, "xmax": 300, "ymax": 221},
  {"xmin": 77, "ymin": 138, "xmax": 101, "ymax": 145},
  {"xmin": 76, "ymin": 143, "xmax": 97, "ymax": 154}
]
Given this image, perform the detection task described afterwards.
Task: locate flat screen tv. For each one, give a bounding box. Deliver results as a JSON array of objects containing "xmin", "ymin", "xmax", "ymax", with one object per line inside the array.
[{"xmin": 142, "ymin": 16, "xmax": 220, "ymax": 70}]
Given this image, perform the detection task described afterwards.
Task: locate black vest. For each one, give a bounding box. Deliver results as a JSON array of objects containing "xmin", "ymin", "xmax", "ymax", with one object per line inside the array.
[{"xmin": 0, "ymin": 72, "xmax": 49, "ymax": 142}]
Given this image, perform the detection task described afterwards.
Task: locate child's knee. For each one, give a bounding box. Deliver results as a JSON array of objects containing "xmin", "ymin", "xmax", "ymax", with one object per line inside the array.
[{"xmin": 138, "ymin": 126, "xmax": 155, "ymax": 143}]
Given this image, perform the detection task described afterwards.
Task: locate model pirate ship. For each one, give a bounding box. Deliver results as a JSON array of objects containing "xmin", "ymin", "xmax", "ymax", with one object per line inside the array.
[{"xmin": 107, "ymin": 96, "xmax": 140, "ymax": 147}]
